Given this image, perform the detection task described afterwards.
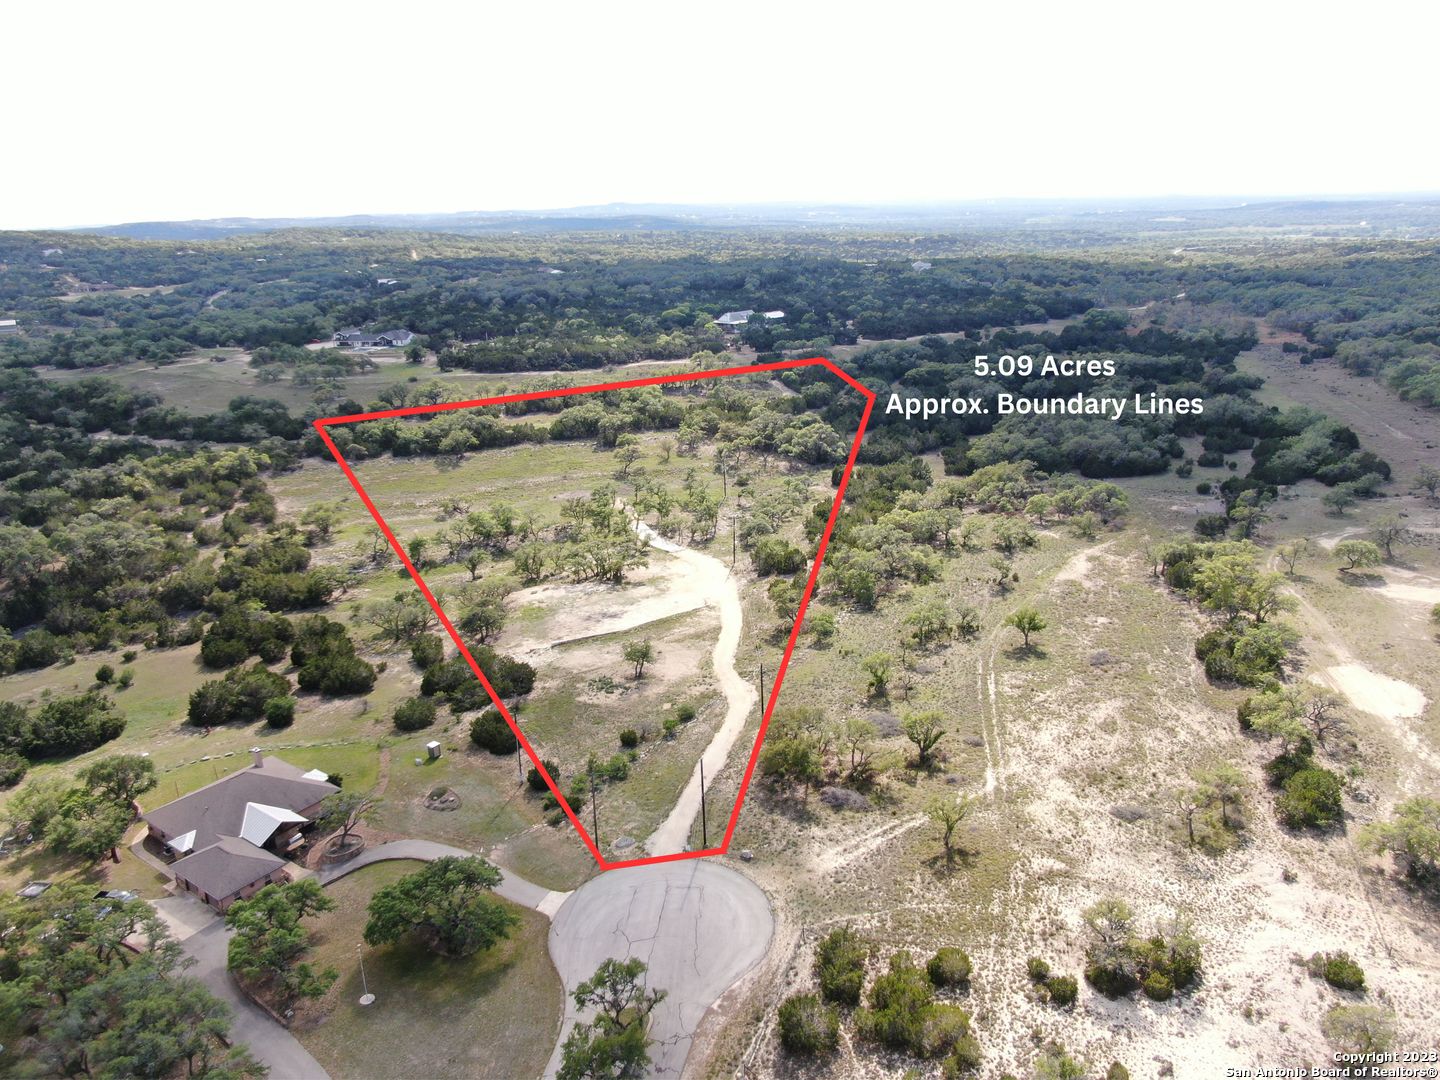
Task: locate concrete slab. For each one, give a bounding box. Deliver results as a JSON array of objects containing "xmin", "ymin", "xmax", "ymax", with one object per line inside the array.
[{"xmin": 149, "ymin": 892, "xmax": 219, "ymax": 943}]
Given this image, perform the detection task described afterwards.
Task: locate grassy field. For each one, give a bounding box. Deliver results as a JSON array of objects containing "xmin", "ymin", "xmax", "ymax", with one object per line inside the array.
[
  {"xmin": 39, "ymin": 351, "xmax": 697, "ymax": 418},
  {"xmin": 0, "ymin": 639, "xmax": 394, "ymax": 799},
  {"xmin": 295, "ymin": 860, "xmax": 564, "ymax": 1080}
]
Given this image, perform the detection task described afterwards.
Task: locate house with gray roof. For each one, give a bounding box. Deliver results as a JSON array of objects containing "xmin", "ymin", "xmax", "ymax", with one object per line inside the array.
[
  {"xmin": 333, "ymin": 327, "xmax": 415, "ymax": 348},
  {"xmin": 715, "ymin": 309, "xmax": 755, "ymax": 328},
  {"xmin": 171, "ymin": 838, "xmax": 289, "ymax": 910},
  {"xmin": 143, "ymin": 751, "xmax": 337, "ymax": 910}
]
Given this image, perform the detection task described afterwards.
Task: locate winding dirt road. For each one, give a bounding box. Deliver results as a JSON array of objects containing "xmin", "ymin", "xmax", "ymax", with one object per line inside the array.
[{"xmin": 630, "ymin": 517, "xmax": 758, "ymax": 856}]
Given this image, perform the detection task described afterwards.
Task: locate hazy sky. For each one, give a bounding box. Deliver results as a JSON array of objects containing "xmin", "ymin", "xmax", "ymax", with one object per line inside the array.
[{"xmin": 6, "ymin": 1, "xmax": 1438, "ymax": 229}]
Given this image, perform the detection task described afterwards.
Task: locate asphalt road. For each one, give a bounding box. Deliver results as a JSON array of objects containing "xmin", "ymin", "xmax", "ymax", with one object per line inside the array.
[
  {"xmin": 160, "ymin": 846, "xmax": 773, "ymax": 1078},
  {"xmin": 544, "ymin": 860, "xmax": 774, "ymax": 1077},
  {"xmin": 180, "ymin": 919, "xmax": 330, "ymax": 1080}
]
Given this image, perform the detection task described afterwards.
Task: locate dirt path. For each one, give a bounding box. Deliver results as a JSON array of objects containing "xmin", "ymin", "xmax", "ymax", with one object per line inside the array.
[
  {"xmin": 977, "ymin": 609, "xmax": 1017, "ymax": 801},
  {"xmin": 810, "ymin": 813, "xmax": 927, "ymax": 874},
  {"xmin": 1269, "ymin": 554, "xmax": 1439, "ymax": 783},
  {"xmin": 636, "ymin": 517, "xmax": 758, "ymax": 856}
]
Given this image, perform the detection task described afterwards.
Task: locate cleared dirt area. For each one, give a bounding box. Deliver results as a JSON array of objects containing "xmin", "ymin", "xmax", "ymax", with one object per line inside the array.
[
  {"xmin": 328, "ymin": 420, "xmax": 833, "ymax": 866},
  {"xmin": 1320, "ymin": 664, "xmax": 1426, "ymax": 723},
  {"xmin": 13, "ymin": 332, "xmax": 1438, "ymax": 1077},
  {"xmin": 504, "ymin": 556, "xmax": 713, "ymax": 661}
]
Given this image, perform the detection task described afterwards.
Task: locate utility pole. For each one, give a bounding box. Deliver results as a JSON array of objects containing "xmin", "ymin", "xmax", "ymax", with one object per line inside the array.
[
  {"xmin": 588, "ymin": 761, "xmax": 600, "ymax": 849},
  {"xmin": 757, "ymin": 660, "xmax": 766, "ymax": 706},
  {"xmin": 729, "ymin": 499, "xmax": 747, "ymax": 573},
  {"xmin": 516, "ymin": 741, "xmax": 523, "ymax": 785},
  {"xmin": 699, "ymin": 758, "xmax": 708, "ymax": 848}
]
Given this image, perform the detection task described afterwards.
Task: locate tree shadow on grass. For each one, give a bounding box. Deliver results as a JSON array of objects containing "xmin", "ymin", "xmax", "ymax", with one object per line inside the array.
[
  {"xmin": 900, "ymin": 749, "xmax": 950, "ymax": 779},
  {"xmin": 865, "ymin": 785, "xmax": 904, "ymax": 810},
  {"xmin": 1337, "ymin": 571, "xmax": 1386, "ymax": 588},
  {"xmin": 764, "ymin": 624, "xmax": 794, "ymax": 648},
  {"xmin": 1002, "ymin": 643, "xmax": 1049, "ymax": 662},
  {"xmin": 924, "ymin": 846, "xmax": 979, "ymax": 879}
]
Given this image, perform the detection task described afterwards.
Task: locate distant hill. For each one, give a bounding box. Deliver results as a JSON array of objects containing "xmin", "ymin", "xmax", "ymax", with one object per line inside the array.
[
  {"xmin": 66, "ymin": 195, "xmax": 1440, "ymax": 241},
  {"xmin": 84, "ymin": 210, "xmax": 704, "ymax": 240}
]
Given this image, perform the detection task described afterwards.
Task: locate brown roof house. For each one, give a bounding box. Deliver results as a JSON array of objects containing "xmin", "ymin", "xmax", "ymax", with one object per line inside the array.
[{"xmin": 143, "ymin": 750, "xmax": 337, "ymax": 910}]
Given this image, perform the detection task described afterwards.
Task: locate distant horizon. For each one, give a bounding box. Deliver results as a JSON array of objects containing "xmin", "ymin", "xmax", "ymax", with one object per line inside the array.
[{"xmin": 17, "ymin": 190, "xmax": 1440, "ymax": 235}]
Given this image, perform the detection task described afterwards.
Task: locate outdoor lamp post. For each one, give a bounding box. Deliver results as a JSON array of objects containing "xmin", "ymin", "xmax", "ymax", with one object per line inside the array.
[{"xmin": 358, "ymin": 943, "xmax": 375, "ymax": 1006}]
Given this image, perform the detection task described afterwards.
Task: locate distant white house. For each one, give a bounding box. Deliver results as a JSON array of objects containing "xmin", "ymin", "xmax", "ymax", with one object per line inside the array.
[
  {"xmin": 715, "ymin": 309, "xmax": 785, "ymax": 332},
  {"xmin": 375, "ymin": 277, "xmax": 400, "ymax": 287},
  {"xmin": 0, "ymin": 319, "xmax": 18, "ymax": 335},
  {"xmin": 333, "ymin": 328, "xmax": 415, "ymax": 348}
]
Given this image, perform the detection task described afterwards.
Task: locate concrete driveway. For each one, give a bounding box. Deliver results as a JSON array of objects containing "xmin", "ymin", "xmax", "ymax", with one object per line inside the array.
[
  {"xmin": 150, "ymin": 891, "xmax": 218, "ymax": 943},
  {"xmin": 544, "ymin": 860, "xmax": 773, "ymax": 1077},
  {"xmin": 181, "ymin": 918, "xmax": 330, "ymax": 1080}
]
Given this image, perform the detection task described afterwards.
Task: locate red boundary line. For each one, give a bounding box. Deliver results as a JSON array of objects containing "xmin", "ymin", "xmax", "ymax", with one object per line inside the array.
[{"xmin": 315, "ymin": 356, "xmax": 874, "ymax": 870}]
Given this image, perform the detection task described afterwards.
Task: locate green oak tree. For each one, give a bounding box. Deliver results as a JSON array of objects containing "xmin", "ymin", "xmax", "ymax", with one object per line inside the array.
[
  {"xmin": 226, "ymin": 879, "xmax": 338, "ymax": 1008},
  {"xmin": 364, "ymin": 856, "xmax": 518, "ymax": 957},
  {"xmin": 558, "ymin": 957, "xmax": 666, "ymax": 1080},
  {"xmin": 1004, "ymin": 607, "xmax": 1047, "ymax": 647}
]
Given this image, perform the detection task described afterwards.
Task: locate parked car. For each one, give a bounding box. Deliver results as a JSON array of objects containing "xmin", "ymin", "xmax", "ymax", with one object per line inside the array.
[{"xmin": 93, "ymin": 888, "xmax": 140, "ymax": 914}]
